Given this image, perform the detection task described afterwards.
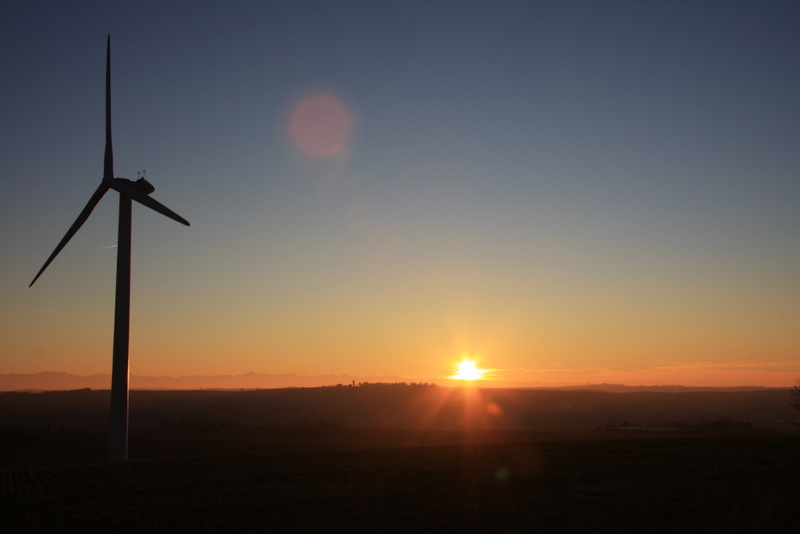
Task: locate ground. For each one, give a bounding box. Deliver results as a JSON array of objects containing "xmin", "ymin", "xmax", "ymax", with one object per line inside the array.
[{"xmin": 2, "ymin": 433, "xmax": 799, "ymax": 532}]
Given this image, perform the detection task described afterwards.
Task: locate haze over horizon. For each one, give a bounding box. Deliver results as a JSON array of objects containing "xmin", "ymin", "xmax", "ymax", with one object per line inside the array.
[
  {"xmin": 0, "ymin": 369, "xmax": 791, "ymax": 392},
  {"xmin": 2, "ymin": 1, "xmax": 799, "ymax": 388}
]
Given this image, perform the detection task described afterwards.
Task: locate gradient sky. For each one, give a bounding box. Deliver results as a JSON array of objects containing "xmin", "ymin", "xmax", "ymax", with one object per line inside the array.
[{"xmin": 1, "ymin": 1, "xmax": 798, "ymax": 387}]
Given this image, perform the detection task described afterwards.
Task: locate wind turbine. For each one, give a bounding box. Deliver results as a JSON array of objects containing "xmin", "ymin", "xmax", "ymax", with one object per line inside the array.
[{"xmin": 29, "ymin": 35, "xmax": 190, "ymax": 462}]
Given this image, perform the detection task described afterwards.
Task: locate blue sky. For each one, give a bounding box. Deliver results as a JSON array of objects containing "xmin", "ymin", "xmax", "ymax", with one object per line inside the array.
[{"xmin": 1, "ymin": 1, "xmax": 798, "ymax": 386}]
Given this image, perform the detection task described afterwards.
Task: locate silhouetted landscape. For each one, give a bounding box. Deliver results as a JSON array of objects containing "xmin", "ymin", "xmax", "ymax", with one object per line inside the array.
[
  {"xmin": 0, "ymin": 371, "xmax": 411, "ymax": 392},
  {"xmin": 2, "ymin": 384, "xmax": 799, "ymax": 531},
  {"xmin": 1, "ymin": 384, "xmax": 795, "ymax": 445}
]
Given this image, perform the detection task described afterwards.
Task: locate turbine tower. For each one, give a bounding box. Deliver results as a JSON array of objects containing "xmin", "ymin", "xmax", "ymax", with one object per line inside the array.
[{"xmin": 30, "ymin": 35, "xmax": 189, "ymax": 462}]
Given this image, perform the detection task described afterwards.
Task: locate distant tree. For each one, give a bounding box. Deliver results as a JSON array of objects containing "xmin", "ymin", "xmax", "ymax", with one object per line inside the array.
[{"xmin": 790, "ymin": 378, "xmax": 800, "ymax": 422}]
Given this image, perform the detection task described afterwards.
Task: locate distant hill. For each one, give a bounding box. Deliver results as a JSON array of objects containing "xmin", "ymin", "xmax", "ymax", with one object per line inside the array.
[
  {"xmin": 0, "ymin": 372, "xmax": 786, "ymax": 392},
  {"xmin": 527, "ymin": 383, "xmax": 780, "ymax": 393},
  {"xmin": 0, "ymin": 371, "xmax": 409, "ymax": 392}
]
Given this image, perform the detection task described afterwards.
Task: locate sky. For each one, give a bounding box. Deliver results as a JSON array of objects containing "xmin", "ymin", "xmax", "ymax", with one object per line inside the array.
[{"xmin": 1, "ymin": 1, "xmax": 799, "ymax": 387}]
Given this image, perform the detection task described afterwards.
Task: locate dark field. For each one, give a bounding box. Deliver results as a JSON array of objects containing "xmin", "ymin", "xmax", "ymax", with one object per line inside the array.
[
  {"xmin": 2, "ymin": 387, "xmax": 799, "ymax": 531},
  {"xmin": 1, "ymin": 385, "xmax": 794, "ymax": 436},
  {"xmin": 2, "ymin": 434, "xmax": 799, "ymax": 532}
]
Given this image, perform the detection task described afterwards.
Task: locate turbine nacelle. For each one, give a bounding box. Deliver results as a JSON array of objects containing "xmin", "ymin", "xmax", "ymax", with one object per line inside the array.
[
  {"xmin": 104, "ymin": 176, "xmax": 189, "ymax": 226},
  {"xmin": 108, "ymin": 176, "xmax": 156, "ymax": 195}
]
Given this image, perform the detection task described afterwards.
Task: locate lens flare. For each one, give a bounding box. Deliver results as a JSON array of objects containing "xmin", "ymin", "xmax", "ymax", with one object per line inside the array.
[
  {"xmin": 485, "ymin": 401, "xmax": 502, "ymax": 416},
  {"xmin": 494, "ymin": 467, "xmax": 511, "ymax": 482},
  {"xmin": 289, "ymin": 93, "xmax": 353, "ymax": 158}
]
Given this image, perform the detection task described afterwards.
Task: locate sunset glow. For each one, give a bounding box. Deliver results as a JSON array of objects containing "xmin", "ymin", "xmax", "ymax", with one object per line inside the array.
[
  {"xmin": 2, "ymin": 3, "xmax": 800, "ymax": 391},
  {"xmin": 451, "ymin": 360, "xmax": 487, "ymax": 381}
]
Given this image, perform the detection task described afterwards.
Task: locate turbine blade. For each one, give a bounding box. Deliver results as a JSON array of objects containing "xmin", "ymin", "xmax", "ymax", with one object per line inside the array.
[
  {"xmin": 29, "ymin": 183, "xmax": 109, "ymax": 287},
  {"xmin": 133, "ymin": 193, "xmax": 190, "ymax": 226},
  {"xmin": 104, "ymin": 34, "xmax": 114, "ymax": 180},
  {"xmin": 106, "ymin": 179, "xmax": 190, "ymax": 226}
]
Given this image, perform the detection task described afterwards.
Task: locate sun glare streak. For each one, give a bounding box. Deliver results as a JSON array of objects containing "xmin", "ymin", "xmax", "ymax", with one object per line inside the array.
[{"xmin": 451, "ymin": 359, "xmax": 487, "ymax": 381}]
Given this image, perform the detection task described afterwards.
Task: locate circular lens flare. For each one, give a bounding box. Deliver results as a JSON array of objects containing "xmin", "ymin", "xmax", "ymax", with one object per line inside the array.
[{"xmin": 289, "ymin": 93, "xmax": 353, "ymax": 158}]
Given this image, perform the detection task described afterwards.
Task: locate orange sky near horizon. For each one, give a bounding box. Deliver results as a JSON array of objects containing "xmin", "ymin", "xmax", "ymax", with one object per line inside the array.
[{"xmin": 2, "ymin": 3, "xmax": 799, "ymax": 390}]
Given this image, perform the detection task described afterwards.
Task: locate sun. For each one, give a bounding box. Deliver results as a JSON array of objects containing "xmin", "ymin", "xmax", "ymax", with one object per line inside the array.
[{"xmin": 451, "ymin": 359, "xmax": 487, "ymax": 381}]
